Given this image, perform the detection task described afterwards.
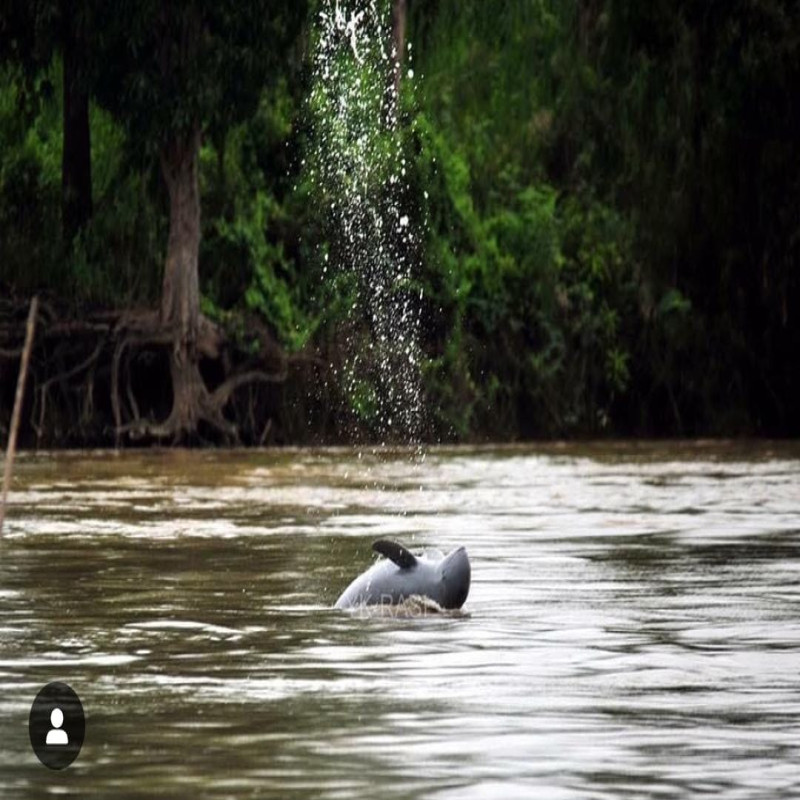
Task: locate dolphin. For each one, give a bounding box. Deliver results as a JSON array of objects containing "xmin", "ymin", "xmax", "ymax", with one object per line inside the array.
[{"xmin": 335, "ymin": 539, "xmax": 471, "ymax": 610}]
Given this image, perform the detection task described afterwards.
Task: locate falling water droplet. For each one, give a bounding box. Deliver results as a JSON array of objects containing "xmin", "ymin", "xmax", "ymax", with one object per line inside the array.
[{"xmin": 307, "ymin": 0, "xmax": 426, "ymax": 443}]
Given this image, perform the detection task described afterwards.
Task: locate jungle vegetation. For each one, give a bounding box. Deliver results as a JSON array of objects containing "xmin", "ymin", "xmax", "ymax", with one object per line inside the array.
[{"xmin": 1, "ymin": 0, "xmax": 798, "ymax": 445}]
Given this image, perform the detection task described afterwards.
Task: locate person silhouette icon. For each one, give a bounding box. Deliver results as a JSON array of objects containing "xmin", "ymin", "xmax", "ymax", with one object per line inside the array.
[
  {"xmin": 29, "ymin": 682, "xmax": 84, "ymax": 768},
  {"xmin": 45, "ymin": 708, "xmax": 68, "ymax": 746}
]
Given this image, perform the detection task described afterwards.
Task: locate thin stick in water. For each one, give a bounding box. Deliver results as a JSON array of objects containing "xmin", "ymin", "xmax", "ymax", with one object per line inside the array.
[{"xmin": 0, "ymin": 296, "xmax": 39, "ymax": 536}]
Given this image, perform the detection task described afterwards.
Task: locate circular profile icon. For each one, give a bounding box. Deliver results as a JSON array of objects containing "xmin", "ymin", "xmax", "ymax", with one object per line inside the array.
[{"xmin": 29, "ymin": 682, "xmax": 85, "ymax": 770}]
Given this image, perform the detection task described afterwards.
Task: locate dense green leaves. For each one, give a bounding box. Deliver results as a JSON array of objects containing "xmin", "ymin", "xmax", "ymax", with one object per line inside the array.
[
  {"xmin": 1, "ymin": 0, "xmax": 798, "ymax": 439},
  {"xmin": 89, "ymin": 1, "xmax": 306, "ymax": 150}
]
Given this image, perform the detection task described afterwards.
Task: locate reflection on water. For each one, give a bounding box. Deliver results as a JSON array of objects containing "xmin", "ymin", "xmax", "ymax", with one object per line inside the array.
[{"xmin": 1, "ymin": 443, "xmax": 799, "ymax": 798}]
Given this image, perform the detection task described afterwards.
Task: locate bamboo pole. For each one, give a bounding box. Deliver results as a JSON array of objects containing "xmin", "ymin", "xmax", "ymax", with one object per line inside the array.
[{"xmin": 0, "ymin": 296, "xmax": 38, "ymax": 537}]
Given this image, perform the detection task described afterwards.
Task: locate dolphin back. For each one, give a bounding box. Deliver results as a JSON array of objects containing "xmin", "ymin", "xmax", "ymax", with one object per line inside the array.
[{"xmin": 334, "ymin": 540, "xmax": 471, "ymax": 610}]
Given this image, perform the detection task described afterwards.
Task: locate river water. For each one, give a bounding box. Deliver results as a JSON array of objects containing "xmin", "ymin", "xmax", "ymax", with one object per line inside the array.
[{"xmin": 0, "ymin": 443, "xmax": 798, "ymax": 798}]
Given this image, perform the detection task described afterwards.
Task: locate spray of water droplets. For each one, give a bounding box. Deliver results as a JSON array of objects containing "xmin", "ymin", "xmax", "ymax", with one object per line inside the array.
[{"xmin": 308, "ymin": 0, "xmax": 424, "ymax": 445}]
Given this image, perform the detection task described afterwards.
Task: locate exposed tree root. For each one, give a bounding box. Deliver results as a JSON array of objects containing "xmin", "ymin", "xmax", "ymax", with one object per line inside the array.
[
  {"xmin": 1, "ymin": 297, "xmax": 293, "ymax": 447},
  {"xmin": 110, "ymin": 309, "xmax": 287, "ymax": 445},
  {"xmin": 34, "ymin": 339, "xmax": 104, "ymax": 446},
  {"xmin": 115, "ymin": 358, "xmax": 288, "ymax": 445}
]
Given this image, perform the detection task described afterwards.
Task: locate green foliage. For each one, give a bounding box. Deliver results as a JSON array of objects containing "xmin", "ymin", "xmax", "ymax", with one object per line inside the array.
[
  {"xmin": 408, "ymin": 18, "xmax": 639, "ymax": 438},
  {"xmin": 68, "ymin": 169, "xmax": 165, "ymax": 305},
  {"xmin": 198, "ymin": 77, "xmax": 326, "ymax": 353},
  {"xmin": 217, "ymin": 191, "xmax": 308, "ymax": 351},
  {"xmin": 1, "ymin": 0, "xmax": 798, "ymax": 439},
  {"xmin": 90, "ymin": 1, "xmax": 307, "ymax": 149},
  {"xmin": 407, "ymin": 0, "xmax": 800, "ymax": 437},
  {"xmin": 0, "ymin": 60, "xmax": 164, "ymax": 304},
  {"xmin": 0, "ymin": 64, "xmax": 60, "ymax": 287}
]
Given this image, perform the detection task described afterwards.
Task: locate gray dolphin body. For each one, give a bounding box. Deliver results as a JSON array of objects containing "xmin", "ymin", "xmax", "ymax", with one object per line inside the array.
[{"xmin": 335, "ymin": 540, "xmax": 471, "ymax": 610}]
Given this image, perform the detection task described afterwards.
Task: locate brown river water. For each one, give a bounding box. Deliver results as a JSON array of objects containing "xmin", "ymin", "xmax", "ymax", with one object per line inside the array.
[{"xmin": 0, "ymin": 442, "xmax": 799, "ymax": 798}]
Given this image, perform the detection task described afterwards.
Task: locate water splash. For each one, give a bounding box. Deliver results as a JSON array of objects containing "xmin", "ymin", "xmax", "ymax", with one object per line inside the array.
[{"xmin": 309, "ymin": 0, "xmax": 424, "ymax": 444}]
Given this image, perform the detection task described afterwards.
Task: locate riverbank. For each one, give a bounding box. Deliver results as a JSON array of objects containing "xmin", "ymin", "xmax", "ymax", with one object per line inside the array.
[
  {"xmin": 0, "ymin": 296, "xmax": 329, "ymax": 449},
  {"xmin": 2, "ymin": 294, "xmax": 798, "ymax": 448}
]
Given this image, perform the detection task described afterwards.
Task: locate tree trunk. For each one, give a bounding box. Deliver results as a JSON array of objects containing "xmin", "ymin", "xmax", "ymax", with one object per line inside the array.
[
  {"xmin": 150, "ymin": 126, "xmax": 209, "ymax": 440},
  {"xmin": 144, "ymin": 124, "xmax": 269, "ymax": 442},
  {"xmin": 61, "ymin": 0, "xmax": 92, "ymax": 243},
  {"xmin": 384, "ymin": 0, "xmax": 407, "ymax": 127},
  {"xmin": 160, "ymin": 126, "xmax": 202, "ymax": 356},
  {"xmin": 390, "ymin": 0, "xmax": 407, "ymax": 100},
  {"xmin": 107, "ymin": 11, "xmax": 288, "ymax": 444}
]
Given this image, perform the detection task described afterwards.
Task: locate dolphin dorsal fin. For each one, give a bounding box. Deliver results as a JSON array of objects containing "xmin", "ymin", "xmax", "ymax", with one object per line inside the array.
[{"xmin": 373, "ymin": 539, "xmax": 417, "ymax": 569}]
